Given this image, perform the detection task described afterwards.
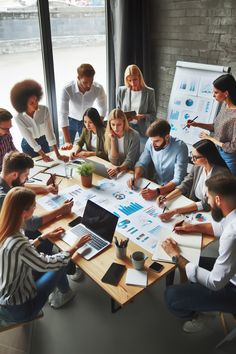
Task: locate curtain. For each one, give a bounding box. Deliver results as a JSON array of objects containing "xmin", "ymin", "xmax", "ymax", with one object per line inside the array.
[{"xmin": 106, "ymin": 0, "xmax": 151, "ymax": 112}]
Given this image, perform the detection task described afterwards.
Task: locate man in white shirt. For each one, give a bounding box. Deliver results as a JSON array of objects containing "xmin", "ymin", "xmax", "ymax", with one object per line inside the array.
[
  {"xmin": 162, "ymin": 173, "xmax": 236, "ymax": 333},
  {"xmin": 60, "ymin": 63, "xmax": 107, "ymax": 150}
]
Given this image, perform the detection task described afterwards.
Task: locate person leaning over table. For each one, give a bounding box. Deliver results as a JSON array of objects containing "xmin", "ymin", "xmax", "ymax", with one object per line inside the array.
[
  {"xmin": 128, "ymin": 119, "xmax": 188, "ymax": 199},
  {"xmin": 59, "ymin": 63, "xmax": 107, "ymax": 150},
  {"xmin": 0, "ymin": 187, "xmax": 91, "ymax": 324},
  {"xmin": 0, "ymin": 108, "xmax": 17, "ymax": 171},
  {"xmin": 158, "ymin": 139, "xmax": 229, "ymax": 222},
  {"xmin": 104, "ymin": 108, "xmax": 140, "ymax": 178},
  {"xmin": 0, "ymin": 151, "xmax": 73, "ymax": 256},
  {"xmin": 10, "ymin": 79, "xmax": 68, "ymax": 163},
  {"xmin": 70, "ymin": 107, "xmax": 107, "ymax": 160},
  {"xmin": 187, "ymin": 73, "xmax": 236, "ymax": 176},
  {"xmin": 162, "ymin": 174, "xmax": 236, "ymax": 333},
  {"xmin": 117, "ymin": 64, "xmax": 156, "ymax": 151}
]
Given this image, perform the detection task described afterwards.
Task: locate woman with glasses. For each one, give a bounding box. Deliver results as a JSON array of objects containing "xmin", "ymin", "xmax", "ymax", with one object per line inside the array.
[
  {"xmin": 10, "ymin": 80, "xmax": 68, "ymax": 162},
  {"xmin": 0, "ymin": 187, "xmax": 90, "ymax": 324},
  {"xmin": 187, "ymin": 74, "xmax": 236, "ymax": 175},
  {"xmin": 158, "ymin": 139, "xmax": 229, "ymax": 221}
]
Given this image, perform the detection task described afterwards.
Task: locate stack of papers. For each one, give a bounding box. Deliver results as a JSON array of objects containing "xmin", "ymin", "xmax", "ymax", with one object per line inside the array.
[
  {"xmin": 34, "ymin": 159, "xmax": 60, "ymax": 168},
  {"xmin": 125, "ymin": 269, "xmax": 147, "ymax": 287}
]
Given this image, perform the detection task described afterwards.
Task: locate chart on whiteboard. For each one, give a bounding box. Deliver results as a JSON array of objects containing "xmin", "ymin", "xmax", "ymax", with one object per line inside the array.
[{"xmin": 167, "ymin": 62, "xmax": 230, "ymax": 146}]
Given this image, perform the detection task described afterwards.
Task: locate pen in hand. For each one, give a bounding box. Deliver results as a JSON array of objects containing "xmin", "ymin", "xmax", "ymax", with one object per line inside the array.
[
  {"xmin": 143, "ymin": 182, "xmax": 151, "ymax": 189},
  {"xmin": 172, "ymin": 219, "xmax": 184, "ymax": 232},
  {"xmin": 183, "ymin": 116, "xmax": 198, "ymax": 130}
]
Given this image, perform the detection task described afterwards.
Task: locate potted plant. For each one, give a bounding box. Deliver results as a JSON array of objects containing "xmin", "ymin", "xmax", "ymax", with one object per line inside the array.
[{"xmin": 77, "ymin": 162, "xmax": 95, "ymax": 188}]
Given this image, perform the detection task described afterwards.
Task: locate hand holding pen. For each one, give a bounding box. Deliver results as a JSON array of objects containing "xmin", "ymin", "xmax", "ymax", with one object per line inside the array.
[{"xmin": 183, "ymin": 116, "xmax": 198, "ymax": 129}]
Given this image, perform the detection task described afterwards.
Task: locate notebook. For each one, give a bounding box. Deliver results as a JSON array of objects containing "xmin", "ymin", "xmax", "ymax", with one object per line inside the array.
[
  {"xmin": 62, "ymin": 200, "xmax": 118, "ymax": 260},
  {"xmin": 125, "ymin": 269, "xmax": 147, "ymax": 287},
  {"xmin": 152, "ymin": 226, "xmax": 202, "ymax": 264}
]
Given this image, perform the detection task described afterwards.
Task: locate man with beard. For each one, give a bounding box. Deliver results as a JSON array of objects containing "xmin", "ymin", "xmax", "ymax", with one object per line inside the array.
[
  {"xmin": 128, "ymin": 119, "xmax": 188, "ymax": 199},
  {"xmin": 0, "ymin": 151, "xmax": 73, "ymax": 242},
  {"xmin": 162, "ymin": 173, "xmax": 236, "ymax": 333}
]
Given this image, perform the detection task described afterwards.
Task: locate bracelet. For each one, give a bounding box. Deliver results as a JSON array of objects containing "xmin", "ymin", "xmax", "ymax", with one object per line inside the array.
[{"xmin": 37, "ymin": 235, "xmax": 44, "ymax": 243}]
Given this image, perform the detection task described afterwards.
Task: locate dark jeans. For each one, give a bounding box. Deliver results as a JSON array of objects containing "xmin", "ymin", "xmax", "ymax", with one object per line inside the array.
[
  {"xmin": 165, "ymin": 257, "xmax": 236, "ymax": 319},
  {"xmin": 21, "ymin": 136, "xmax": 50, "ymax": 158},
  {"xmin": 3, "ymin": 267, "xmax": 70, "ymax": 323},
  {"xmin": 68, "ymin": 117, "xmax": 84, "ymax": 143}
]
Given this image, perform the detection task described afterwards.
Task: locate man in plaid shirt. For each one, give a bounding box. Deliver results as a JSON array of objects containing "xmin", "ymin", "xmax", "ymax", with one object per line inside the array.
[{"xmin": 0, "ymin": 108, "xmax": 17, "ymax": 170}]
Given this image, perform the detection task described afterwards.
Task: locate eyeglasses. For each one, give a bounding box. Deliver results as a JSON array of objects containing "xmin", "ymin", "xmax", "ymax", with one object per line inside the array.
[{"xmin": 190, "ymin": 152, "xmax": 204, "ymax": 162}]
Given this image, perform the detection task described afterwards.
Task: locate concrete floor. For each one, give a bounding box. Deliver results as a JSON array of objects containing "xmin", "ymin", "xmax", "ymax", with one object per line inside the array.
[{"xmin": 1, "ymin": 242, "xmax": 236, "ymax": 354}]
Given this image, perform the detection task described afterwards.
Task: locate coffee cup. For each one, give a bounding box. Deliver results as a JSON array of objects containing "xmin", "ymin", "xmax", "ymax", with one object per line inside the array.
[{"xmin": 130, "ymin": 251, "xmax": 148, "ymax": 270}]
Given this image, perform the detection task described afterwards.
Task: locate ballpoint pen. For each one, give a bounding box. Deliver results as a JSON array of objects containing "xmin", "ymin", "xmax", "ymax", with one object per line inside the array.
[
  {"xmin": 172, "ymin": 219, "xmax": 184, "ymax": 232},
  {"xmin": 143, "ymin": 182, "xmax": 151, "ymax": 189},
  {"xmin": 182, "ymin": 115, "xmax": 198, "ymax": 129}
]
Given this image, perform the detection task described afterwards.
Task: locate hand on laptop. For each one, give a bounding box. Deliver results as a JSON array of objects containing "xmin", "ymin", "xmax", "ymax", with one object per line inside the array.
[
  {"xmin": 107, "ymin": 166, "xmax": 119, "ymax": 178},
  {"xmin": 70, "ymin": 234, "xmax": 92, "ymax": 255}
]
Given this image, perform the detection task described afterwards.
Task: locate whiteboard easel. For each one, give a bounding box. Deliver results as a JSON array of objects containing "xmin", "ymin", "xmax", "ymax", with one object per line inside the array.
[{"xmin": 167, "ymin": 61, "xmax": 230, "ymax": 147}]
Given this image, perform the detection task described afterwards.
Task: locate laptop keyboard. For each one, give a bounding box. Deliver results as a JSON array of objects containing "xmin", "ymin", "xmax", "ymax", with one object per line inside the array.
[{"xmin": 70, "ymin": 224, "xmax": 107, "ymax": 250}]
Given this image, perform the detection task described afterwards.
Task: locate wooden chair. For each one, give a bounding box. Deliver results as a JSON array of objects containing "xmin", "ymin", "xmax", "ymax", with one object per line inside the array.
[
  {"xmin": 216, "ymin": 312, "xmax": 236, "ymax": 348},
  {"xmin": 0, "ymin": 311, "xmax": 44, "ymax": 333}
]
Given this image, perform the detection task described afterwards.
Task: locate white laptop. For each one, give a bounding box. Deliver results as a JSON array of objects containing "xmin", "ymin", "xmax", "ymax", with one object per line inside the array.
[{"xmin": 62, "ymin": 200, "xmax": 118, "ymax": 260}]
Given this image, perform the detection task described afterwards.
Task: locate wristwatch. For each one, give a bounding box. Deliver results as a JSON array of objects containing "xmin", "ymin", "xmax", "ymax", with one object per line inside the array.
[
  {"xmin": 156, "ymin": 188, "xmax": 160, "ymax": 196},
  {"xmin": 37, "ymin": 235, "xmax": 44, "ymax": 243},
  {"xmin": 171, "ymin": 255, "xmax": 179, "ymax": 265}
]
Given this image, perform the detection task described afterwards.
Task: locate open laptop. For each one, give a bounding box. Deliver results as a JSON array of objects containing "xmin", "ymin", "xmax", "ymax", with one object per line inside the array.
[
  {"xmin": 84, "ymin": 158, "xmax": 111, "ymax": 179},
  {"xmin": 62, "ymin": 200, "xmax": 118, "ymax": 260}
]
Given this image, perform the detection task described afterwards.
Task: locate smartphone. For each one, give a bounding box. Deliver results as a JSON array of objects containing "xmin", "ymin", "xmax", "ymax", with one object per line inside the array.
[
  {"xmin": 68, "ymin": 216, "xmax": 82, "ymax": 227},
  {"xmin": 149, "ymin": 262, "xmax": 164, "ymax": 273},
  {"xmin": 101, "ymin": 263, "xmax": 126, "ymax": 286}
]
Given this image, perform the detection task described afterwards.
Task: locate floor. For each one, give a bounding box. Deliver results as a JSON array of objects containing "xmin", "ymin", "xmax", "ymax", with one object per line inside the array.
[{"xmin": 1, "ymin": 243, "xmax": 236, "ymax": 354}]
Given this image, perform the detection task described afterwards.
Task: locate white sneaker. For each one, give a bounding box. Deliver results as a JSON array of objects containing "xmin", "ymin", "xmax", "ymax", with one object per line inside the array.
[
  {"xmin": 70, "ymin": 267, "xmax": 83, "ymax": 282},
  {"xmin": 183, "ymin": 316, "xmax": 206, "ymax": 333},
  {"xmin": 49, "ymin": 288, "xmax": 76, "ymax": 309}
]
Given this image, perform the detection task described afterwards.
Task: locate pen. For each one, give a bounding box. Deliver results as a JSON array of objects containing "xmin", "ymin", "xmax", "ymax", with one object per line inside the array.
[
  {"xmin": 32, "ymin": 177, "xmax": 42, "ymax": 182},
  {"xmin": 50, "ymin": 173, "xmax": 56, "ymax": 187},
  {"xmin": 131, "ymin": 175, "xmax": 135, "ymax": 190},
  {"xmin": 182, "ymin": 115, "xmax": 198, "ymax": 130},
  {"xmin": 143, "ymin": 182, "xmax": 151, "ymax": 189},
  {"xmin": 172, "ymin": 219, "xmax": 184, "ymax": 232},
  {"xmin": 57, "ymin": 179, "xmax": 63, "ymax": 186},
  {"xmin": 68, "ymin": 198, "xmax": 74, "ymax": 202},
  {"xmin": 162, "ymin": 206, "xmax": 167, "ymax": 213}
]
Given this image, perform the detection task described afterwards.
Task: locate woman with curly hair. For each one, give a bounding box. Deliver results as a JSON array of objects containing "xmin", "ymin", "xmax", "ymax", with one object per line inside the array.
[{"xmin": 10, "ymin": 79, "xmax": 68, "ymax": 162}]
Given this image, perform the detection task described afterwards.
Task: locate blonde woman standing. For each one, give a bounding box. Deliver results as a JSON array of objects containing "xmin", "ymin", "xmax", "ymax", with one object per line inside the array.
[{"xmin": 117, "ymin": 64, "xmax": 156, "ymax": 150}]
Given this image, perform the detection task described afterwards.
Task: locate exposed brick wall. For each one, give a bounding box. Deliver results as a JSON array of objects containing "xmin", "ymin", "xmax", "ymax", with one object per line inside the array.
[{"xmin": 150, "ymin": 0, "xmax": 236, "ymax": 118}]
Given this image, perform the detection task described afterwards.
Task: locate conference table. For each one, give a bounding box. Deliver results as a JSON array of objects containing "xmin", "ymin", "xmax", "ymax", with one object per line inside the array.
[{"xmin": 35, "ymin": 155, "xmax": 215, "ymax": 313}]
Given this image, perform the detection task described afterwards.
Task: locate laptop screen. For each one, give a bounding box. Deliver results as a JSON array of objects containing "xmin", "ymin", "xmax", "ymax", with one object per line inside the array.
[{"xmin": 82, "ymin": 200, "xmax": 118, "ymax": 242}]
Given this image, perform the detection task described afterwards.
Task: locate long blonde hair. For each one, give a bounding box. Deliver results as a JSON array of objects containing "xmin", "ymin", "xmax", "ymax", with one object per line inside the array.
[
  {"xmin": 0, "ymin": 187, "xmax": 36, "ymax": 244},
  {"xmin": 124, "ymin": 64, "xmax": 147, "ymax": 89},
  {"xmin": 105, "ymin": 108, "xmax": 130, "ymax": 152}
]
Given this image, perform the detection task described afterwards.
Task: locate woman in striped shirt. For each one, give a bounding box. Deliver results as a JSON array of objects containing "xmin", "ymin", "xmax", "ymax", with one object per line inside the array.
[{"xmin": 0, "ymin": 187, "xmax": 90, "ymax": 324}]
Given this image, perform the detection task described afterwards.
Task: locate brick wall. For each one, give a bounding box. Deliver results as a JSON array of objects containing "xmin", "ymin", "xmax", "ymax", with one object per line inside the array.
[{"xmin": 150, "ymin": 0, "xmax": 236, "ymax": 118}]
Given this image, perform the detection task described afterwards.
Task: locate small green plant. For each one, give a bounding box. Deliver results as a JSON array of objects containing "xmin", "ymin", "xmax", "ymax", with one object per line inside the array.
[{"xmin": 77, "ymin": 162, "xmax": 95, "ymax": 176}]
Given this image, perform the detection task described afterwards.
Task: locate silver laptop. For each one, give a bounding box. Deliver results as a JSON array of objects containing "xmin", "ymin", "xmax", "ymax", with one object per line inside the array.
[
  {"xmin": 84, "ymin": 159, "xmax": 111, "ymax": 179},
  {"xmin": 62, "ymin": 200, "xmax": 118, "ymax": 260}
]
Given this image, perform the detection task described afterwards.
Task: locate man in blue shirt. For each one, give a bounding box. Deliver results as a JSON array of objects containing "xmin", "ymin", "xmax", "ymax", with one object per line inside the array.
[{"xmin": 129, "ymin": 119, "xmax": 188, "ymax": 200}]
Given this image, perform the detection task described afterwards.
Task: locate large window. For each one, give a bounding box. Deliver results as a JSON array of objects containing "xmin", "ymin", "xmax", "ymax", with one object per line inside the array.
[{"xmin": 0, "ymin": 0, "xmax": 106, "ymax": 149}]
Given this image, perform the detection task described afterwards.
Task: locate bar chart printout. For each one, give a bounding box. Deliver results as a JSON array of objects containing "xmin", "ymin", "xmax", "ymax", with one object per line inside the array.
[{"xmin": 118, "ymin": 202, "xmax": 143, "ymax": 216}]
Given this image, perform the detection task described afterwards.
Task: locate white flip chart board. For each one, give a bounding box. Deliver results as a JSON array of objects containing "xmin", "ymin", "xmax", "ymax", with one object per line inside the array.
[{"xmin": 167, "ymin": 61, "xmax": 230, "ymax": 146}]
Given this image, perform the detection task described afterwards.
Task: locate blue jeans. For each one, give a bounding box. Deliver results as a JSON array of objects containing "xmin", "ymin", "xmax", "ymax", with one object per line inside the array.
[
  {"xmin": 3, "ymin": 268, "xmax": 70, "ymax": 323},
  {"xmin": 21, "ymin": 136, "xmax": 50, "ymax": 158},
  {"xmin": 165, "ymin": 257, "xmax": 236, "ymax": 319},
  {"xmin": 68, "ymin": 117, "xmax": 84, "ymax": 143},
  {"xmin": 217, "ymin": 147, "xmax": 236, "ymax": 176}
]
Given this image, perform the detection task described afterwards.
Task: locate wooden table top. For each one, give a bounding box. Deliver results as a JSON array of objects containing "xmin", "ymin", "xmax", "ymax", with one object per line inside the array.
[{"xmin": 36, "ymin": 155, "xmax": 215, "ymax": 307}]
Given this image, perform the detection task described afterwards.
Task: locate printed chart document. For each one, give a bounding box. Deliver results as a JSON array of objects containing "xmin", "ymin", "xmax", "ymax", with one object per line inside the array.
[
  {"xmin": 152, "ymin": 227, "xmax": 202, "ymax": 264},
  {"xmin": 125, "ymin": 269, "xmax": 147, "ymax": 287}
]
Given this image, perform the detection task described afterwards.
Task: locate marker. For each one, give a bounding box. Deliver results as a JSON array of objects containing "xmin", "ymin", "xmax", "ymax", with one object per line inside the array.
[{"xmin": 182, "ymin": 116, "xmax": 198, "ymax": 130}]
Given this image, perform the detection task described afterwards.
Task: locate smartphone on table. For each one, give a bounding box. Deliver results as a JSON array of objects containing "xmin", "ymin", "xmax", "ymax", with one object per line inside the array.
[{"xmin": 149, "ymin": 262, "xmax": 164, "ymax": 273}]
